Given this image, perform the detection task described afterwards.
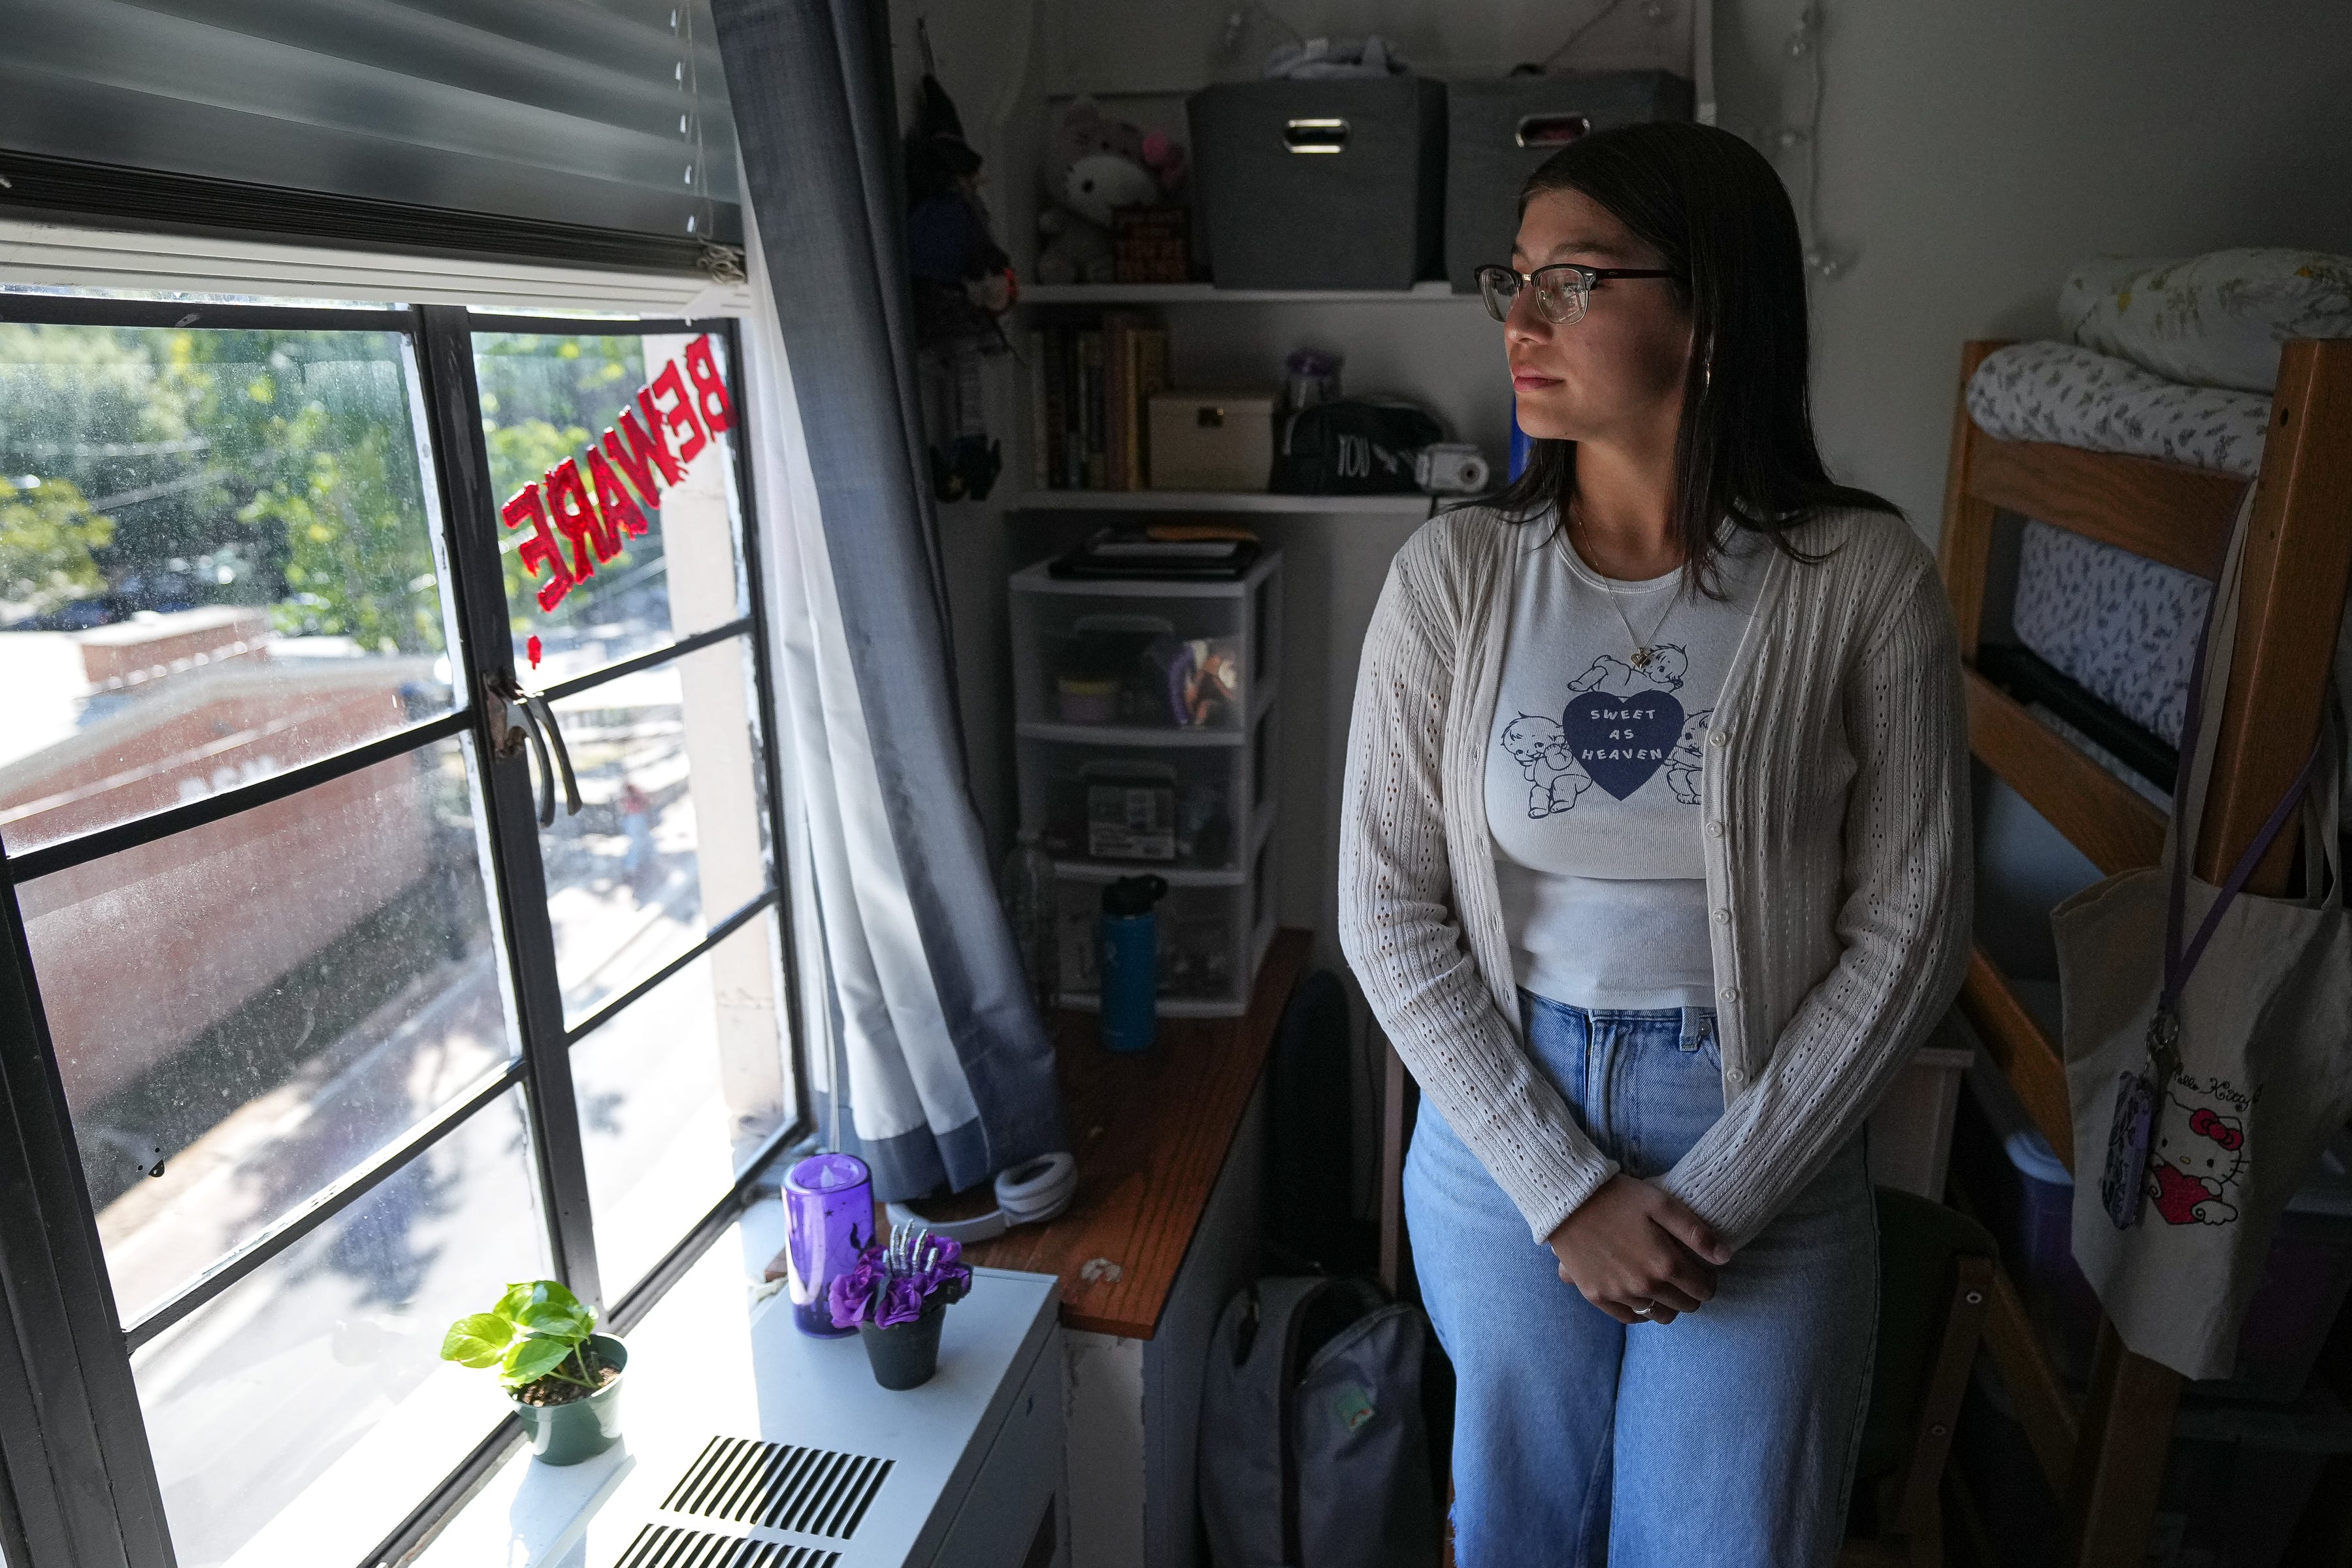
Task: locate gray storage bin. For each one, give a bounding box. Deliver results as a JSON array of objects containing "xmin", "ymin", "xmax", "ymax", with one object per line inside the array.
[
  {"xmin": 1186, "ymin": 76, "xmax": 1446, "ymax": 290},
  {"xmin": 1442, "ymin": 71, "xmax": 1695, "ymax": 292}
]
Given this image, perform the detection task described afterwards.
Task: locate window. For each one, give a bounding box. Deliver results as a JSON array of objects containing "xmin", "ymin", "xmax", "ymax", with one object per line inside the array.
[{"xmin": 0, "ymin": 297, "xmax": 799, "ymax": 1568}]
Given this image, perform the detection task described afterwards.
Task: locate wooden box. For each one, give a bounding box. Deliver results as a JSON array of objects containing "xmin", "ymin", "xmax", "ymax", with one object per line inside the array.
[{"xmin": 1147, "ymin": 390, "xmax": 1275, "ymax": 492}]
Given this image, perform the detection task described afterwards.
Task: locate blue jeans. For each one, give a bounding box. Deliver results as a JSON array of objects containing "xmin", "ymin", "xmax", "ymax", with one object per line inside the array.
[{"xmin": 1405, "ymin": 990, "xmax": 1878, "ymax": 1568}]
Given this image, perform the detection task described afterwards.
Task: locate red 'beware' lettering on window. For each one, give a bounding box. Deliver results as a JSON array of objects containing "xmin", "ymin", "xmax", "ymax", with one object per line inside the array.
[
  {"xmin": 502, "ymin": 342, "xmax": 733, "ymax": 615},
  {"xmin": 645, "ymin": 363, "xmax": 708, "ymax": 466},
  {"xmin": 584, "ymin": 446, "xmax": 650, "ymax": 541},
  {"xmin": 682, "ymin": 335, "xmax": 735, "ymax": 434},
  {"xmin": 500, "ymin": 483, "xmax": 575, "ymax": 611},
  {"xmin": 602, "ymin": 407, "xmax": 678, "ymax": 506},
  {"xmin": 544, "ymin": 457, "xmax": 617, "ymax": 580}
]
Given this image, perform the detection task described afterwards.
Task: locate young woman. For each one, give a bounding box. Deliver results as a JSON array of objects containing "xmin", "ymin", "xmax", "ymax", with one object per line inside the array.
[{"xmin": 1337, "ymin": 121, "xmax": 1972, "ymax": 1566}]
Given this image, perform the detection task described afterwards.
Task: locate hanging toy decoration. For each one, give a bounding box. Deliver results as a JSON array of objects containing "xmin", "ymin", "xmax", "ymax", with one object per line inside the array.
[{"xmin": 903, "ymin": 18, "xmax": 1017, "ymax": 504}]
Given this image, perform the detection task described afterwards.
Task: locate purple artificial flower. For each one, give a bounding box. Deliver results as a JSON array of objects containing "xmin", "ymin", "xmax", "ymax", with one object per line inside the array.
[
  {"xmin": 828, "ymin": 1249, "xmax": 886, "ymax": 1328},
  {"xmin": 830, "ymin": 1232, "xmax": 974, "ymax": 1329},
  {"xmin": 904, "ymin": 1234, "xmax": 970, "ymax": 1305},
  {"xmin": 874, "ymin": 1273, "xmax": 929, "ymax": 1328},
  {"xmin": 924, "ymin": 1259, "xmax": 973, "ymax": 1306}
]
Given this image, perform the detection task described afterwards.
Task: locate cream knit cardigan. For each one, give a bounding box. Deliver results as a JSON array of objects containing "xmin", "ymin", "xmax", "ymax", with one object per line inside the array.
[{"xmin": 1339, "ymin": 502, "xmax": 1974, "ymax": 1250}]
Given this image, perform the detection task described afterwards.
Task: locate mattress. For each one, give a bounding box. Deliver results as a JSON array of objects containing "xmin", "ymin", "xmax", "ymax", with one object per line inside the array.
[
  {"xmin": 2010, "ymin": 519, "xmax": 2208, "ymax": 751},
  {"xmin": 1967, "ymin": 342, "xmax": 2352, "ymax": 817},
  {"xmin": 1965, "ymin": 340, "xmax": 2275, "ymax": 774},
  {"xmin": 1966, "ymin": 339, "xmax": 2270, "ymax": 478}
]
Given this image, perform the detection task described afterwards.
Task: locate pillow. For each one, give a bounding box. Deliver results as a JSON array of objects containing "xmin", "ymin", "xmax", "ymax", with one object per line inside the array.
[{"xmin": 2057, "ymin": 248, "xmax": 2352, "ymax": 393}]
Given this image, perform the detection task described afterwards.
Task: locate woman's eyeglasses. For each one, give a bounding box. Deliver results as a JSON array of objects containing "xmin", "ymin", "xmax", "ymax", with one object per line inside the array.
[{"xmin": 1475, "ymin": 262, "xmax": 1676, "ymax": 325}]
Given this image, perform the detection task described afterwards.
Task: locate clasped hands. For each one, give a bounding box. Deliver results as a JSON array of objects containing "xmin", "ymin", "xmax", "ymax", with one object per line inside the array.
[{"xmin": 1544, "ymin": 1173, "xmax": 1732, "ymax": 1326}]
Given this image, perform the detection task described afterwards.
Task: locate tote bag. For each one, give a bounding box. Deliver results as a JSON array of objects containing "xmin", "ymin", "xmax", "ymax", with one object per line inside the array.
[{"xmin": 2053, "ymin": 486, "xmax": 2352, "ymax": 1382}]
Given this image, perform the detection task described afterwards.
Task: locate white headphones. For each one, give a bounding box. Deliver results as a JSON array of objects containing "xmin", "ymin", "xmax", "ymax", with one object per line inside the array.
[{"xmin": 885, "ymin": 1151, "xmax": 1078, "ymax": 1244}]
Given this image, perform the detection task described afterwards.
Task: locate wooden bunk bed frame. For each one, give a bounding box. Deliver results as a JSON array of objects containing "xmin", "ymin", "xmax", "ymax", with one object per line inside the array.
[{"xmin": 1938, "ymin": 335, "xmax": 2352, "ymax": 1566}]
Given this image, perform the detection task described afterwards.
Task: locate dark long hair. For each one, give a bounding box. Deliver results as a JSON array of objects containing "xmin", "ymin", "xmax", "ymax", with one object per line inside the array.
[{"xmin": 1463, "ymin": 120, "xmax": 1898, "ymax": 596}]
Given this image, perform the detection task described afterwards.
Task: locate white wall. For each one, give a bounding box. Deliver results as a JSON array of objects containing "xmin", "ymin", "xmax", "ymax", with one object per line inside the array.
[{"xmin": 1716, "ymin": 0, "xmax": 2352, "ymax": 531}]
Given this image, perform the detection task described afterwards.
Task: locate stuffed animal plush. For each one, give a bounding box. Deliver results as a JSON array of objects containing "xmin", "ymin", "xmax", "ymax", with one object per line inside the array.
[{"xmin": 1036, "ymin": 98, "xmax": 1188, "ymax": 285}]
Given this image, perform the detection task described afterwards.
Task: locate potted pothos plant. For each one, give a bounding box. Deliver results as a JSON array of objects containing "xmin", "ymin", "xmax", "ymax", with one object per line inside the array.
[
  {"xmin": 829, "ymin": 1226, "xmax": 972, "ymax": 1390},
  {"xmin": 440, "ymin": 1280, "xmax": 628, "ymax": 1465}
]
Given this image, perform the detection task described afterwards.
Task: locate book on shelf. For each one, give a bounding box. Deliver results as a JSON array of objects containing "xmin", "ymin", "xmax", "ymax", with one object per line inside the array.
[
  {"xmin": 1076, "ymin": 327, "xmax": 1103, "ymax": 489},
  {"xmin": 1031, "ymin": 311, "xmax": 1170, "ymax": 492}
]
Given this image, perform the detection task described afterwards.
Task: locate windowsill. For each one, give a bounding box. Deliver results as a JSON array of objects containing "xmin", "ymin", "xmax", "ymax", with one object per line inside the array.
[{"xmin": 410, "ymin": 1197, "xmax": 1059, "ymax": 1568}]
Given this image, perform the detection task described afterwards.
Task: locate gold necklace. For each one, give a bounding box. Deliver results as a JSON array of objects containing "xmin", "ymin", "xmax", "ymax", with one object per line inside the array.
[{"xmin": 1560, "ymin": 511, "xmax": 1682, "ymax": 670}]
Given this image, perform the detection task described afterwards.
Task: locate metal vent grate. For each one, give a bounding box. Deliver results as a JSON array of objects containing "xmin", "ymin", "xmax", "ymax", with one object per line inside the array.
[
  {"xmin": 615, "ymin": 1524, "xmax": 840, "ymax": 1567},
  {"xmin": 660, "ymin": 1437, "xmax": 894, "ymax": 1540}
]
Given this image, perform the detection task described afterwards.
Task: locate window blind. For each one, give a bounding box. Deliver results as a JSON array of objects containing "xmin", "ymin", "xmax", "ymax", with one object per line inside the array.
[{"xmin": 0, "ymin": 0, "xmax": 742, "ymax": 261}]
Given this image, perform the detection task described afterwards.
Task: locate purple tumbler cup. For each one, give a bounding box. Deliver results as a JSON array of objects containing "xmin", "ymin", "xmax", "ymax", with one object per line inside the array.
[{"xmin": 783, "ymin": 1152, "xmax": 874, "ymax": 1337}]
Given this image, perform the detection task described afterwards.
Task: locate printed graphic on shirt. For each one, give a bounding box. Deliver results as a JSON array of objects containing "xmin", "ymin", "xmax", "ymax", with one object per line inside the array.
[
  {"xmin": 1502, "ymin": 642, "xmax": 1712, "ymax": 813},
  {"xmin": 1499, "ymin": 715, "xmax": 1592, "ymax": 816}
]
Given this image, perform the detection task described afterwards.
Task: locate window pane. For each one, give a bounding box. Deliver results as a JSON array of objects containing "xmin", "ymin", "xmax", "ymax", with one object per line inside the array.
[
  {"xmin": 0, "ymin": 323, "xmax": 458, "ymax": 854},
  {"xmin": 572, "ymin": 913, "xmax": 789, "ymax": 1298},
  {"xmin": 543, "ymin": 636, "xmax": 772, "ymax": 1026},
  {"xmin": 131, "ymin": 1088, "xmax": 548, "ymax": 1568},
  {"xmin": 472, "ymin": 330, "xmax": 745, "ymax": 685},
  {"xmin": 16, "ymin": 736, "xmax": 511, "ymax": 1326}
]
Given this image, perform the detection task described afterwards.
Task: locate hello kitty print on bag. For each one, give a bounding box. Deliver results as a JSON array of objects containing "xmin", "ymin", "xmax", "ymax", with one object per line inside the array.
[{"xmin": 2144, "ymin": 1077, "xmax": 2251, "ymax": 1227}]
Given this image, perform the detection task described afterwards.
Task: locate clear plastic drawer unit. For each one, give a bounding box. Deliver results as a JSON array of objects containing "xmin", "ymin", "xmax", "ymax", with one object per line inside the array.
[{"xmin": 1009, "ymin": 551, "xmax": 1284, "ymax": 1017}]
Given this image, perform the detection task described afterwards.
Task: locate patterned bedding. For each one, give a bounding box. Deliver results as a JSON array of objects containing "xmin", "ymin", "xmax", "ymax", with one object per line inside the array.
[
  {"xmin": 2010, "ymin": 520, "xmax": 2208, "ymax": 751},
  {"xmin": 1965, "ymin": 339, "xmax": 2270, "ymax": 478},
  {"xmin": 1966, "ymin": 340, "xmax": 2266, "ymax": 777},
  {"xmin": 1965, "ymin": 340, "xmax": 2352, "ymax": 802}
]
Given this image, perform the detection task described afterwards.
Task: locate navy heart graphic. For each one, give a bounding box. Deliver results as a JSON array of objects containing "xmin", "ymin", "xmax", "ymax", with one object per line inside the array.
[{"xmin": 1563, "ymin": 688, "xmax": 1686, "ymax": 800}]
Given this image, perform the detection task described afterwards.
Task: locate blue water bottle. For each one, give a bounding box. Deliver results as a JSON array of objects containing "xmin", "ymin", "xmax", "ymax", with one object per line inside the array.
[
  {"xmin": 1098, "ymin": 874, "xmax": 1168, "ymax": 1053},
  {"xmin": 1509, "ymin": 399, "xmax": 1535, "ymax": 481}
]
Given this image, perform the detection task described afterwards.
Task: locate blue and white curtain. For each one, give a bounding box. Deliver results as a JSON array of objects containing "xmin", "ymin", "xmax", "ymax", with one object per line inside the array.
[{"xmin": 713, "ymin": 0, "xmax": 1065, "ymax": 1199}]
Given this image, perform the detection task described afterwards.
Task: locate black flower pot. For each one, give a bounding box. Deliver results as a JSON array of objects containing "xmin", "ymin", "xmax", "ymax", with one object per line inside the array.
[{"xmin": 857, "ymin": 1299, "xmax": 947, "ymax": 1390}]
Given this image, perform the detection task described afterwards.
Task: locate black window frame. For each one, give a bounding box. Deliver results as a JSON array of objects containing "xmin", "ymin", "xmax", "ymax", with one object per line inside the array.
[{"xmin": 0, "ymin": 293, "xmax": 807, "ymax": 1568}]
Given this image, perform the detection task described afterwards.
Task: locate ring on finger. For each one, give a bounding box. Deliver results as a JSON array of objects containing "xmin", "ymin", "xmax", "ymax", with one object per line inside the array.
[{"xmin": 1631, "ymin": 1301, "xmax": 1653, "ymax": 1316}]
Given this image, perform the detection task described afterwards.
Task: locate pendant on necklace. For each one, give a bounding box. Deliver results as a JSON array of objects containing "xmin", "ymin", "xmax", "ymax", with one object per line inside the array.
[{"xmin": 1630, "ymin": 647, "xmax": 1653, "ymax": 669}]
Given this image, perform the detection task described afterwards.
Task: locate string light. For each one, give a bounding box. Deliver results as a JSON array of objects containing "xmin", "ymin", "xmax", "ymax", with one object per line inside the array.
[{"xmin": 1767, "ymin": 5, "xmax": 1848, "ymax": 283}]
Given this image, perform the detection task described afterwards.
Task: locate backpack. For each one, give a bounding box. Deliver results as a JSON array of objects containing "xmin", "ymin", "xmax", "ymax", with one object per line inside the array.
[
  {"xmin": 1198, "ymin": 1275, "xmax": 1441, "ymax": 1568},
  {"xmin": 1269, "ymin": 399, "xmax": 1446, "ymax": 495}
]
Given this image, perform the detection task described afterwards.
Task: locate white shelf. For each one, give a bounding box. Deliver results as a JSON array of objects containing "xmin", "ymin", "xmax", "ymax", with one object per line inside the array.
[
  {"xmin": 1049, "ymin": 805, "xmax": 1279, "ymax": 888},
  {"xmin": 1016, "ymin": 674, "xmax": 1273, "ymax": 747},
  {"xmin": 1055, "ymin": 910, "xmax": 1280, "ymax": 1021},
  {"xmin": 1019, "ymin": 281, "xmax": 1477, "ymax": 305},
  {"xmin": 1016, "ymin": 489, "xmax": 1437, "ymax": 514},
  {"xmin": 1009, "ymin": 552, "xmax": 1277, "ymax": 598},
  {"xmin": 1019, "ymin": 719, "xmax": 1241, "ymax": 748}
]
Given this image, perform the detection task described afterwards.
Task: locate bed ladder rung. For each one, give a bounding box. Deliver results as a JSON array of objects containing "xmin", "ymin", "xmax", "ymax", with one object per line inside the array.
[
  {"xmin": 1965, "ymin": 670, "xmax": 2167, "ymax": 876},
  {"xmin": 1957, "ymin": 947, "xmax": 2074, "ymax": 1172}
]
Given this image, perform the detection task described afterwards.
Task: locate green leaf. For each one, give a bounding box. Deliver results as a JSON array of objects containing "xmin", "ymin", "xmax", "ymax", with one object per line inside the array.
[
  {"xmin": 532, "ymin": 1279, "xmax": 586, "ymax": 1317},
  {"xmin": 514, "ymin": 1299, "xmax": 593, "ymax": 1342},
  {"xmin": 502, "ymin": 1335, "xmax": 574, "ymax": 1386},
  {"xmin": 497, "ymin": 1279, "xmax": 586, "ymax": 1322},
  {"xmin": 440, "ymin": 1314, "xmax": 514, "ymax": 1368},
  {"xmin": 517, "ymin": 1282, "xmax": 590, "ymax": 1338}
]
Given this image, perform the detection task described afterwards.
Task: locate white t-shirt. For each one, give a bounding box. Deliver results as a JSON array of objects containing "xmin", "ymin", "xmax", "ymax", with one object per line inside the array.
[{"xmin": 1485, "ymin": 514, "xmax": 1770, "ymax": 1010}]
